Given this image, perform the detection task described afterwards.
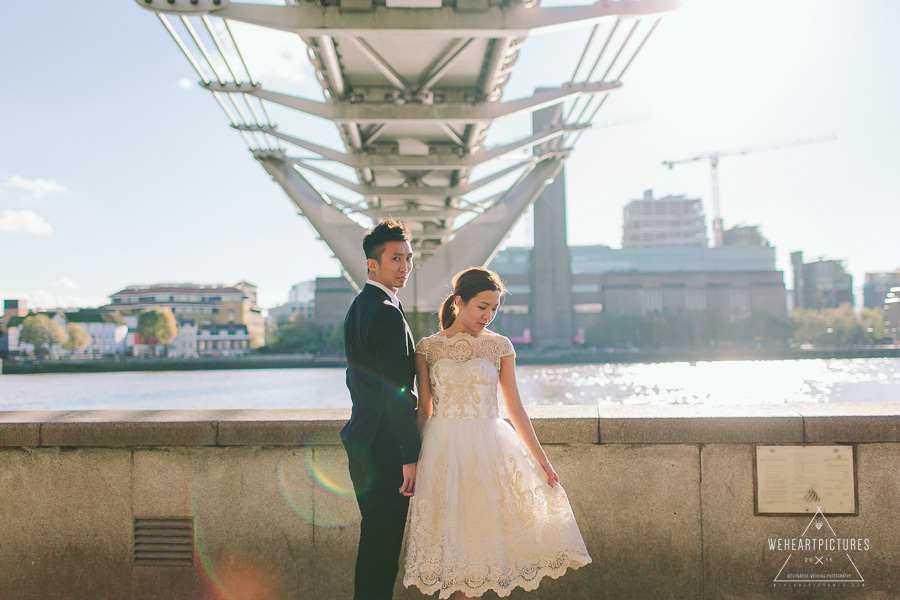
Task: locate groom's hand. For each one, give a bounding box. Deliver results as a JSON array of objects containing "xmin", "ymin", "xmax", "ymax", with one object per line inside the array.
[{"xmin": 399, "ymin": 462, "xmax": 417, "ymax": 497}]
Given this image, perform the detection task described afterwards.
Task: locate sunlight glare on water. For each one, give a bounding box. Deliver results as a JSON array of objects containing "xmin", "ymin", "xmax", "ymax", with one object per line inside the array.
[
  {"xmin": 515, "ymin": 358, "xmax": 900, "ymax": 407},
  {"xmin": 1, "ymin": 358, "xmax": 898, "ymax": 410}
]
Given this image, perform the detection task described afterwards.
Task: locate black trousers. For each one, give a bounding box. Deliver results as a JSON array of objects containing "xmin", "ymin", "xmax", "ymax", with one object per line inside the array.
[{"xmin": 346, "ymin": 430, "xmax": 410, "ymax": 600}]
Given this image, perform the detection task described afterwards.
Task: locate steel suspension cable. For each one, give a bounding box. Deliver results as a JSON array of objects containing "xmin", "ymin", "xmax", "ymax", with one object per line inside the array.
[{"xmin": 157, "ymin": 14, "xmax": 210, "ymax": 84}]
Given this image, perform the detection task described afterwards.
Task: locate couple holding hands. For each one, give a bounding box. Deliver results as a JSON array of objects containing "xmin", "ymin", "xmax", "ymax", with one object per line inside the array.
[{"xmin": 342, "ymin": 218, "xmax": 591, "ymax": 600}]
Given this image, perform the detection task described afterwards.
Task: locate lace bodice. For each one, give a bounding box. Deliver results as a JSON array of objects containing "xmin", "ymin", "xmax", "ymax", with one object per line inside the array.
[{"xmin": 416, "ymin": 332, "xmax": 516, "ymax": 419}]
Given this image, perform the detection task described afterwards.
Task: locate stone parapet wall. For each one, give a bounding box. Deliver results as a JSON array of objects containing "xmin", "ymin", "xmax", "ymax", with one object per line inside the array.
[{"xmin": 1, "ymin": 405, "xmax": 899, "ymax": 599}]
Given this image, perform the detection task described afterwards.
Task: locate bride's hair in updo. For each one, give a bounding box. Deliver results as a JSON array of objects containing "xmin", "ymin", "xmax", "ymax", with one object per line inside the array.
[{"xmin": 439, "ymin": 267, "xmax": 506, "ymax": 330}]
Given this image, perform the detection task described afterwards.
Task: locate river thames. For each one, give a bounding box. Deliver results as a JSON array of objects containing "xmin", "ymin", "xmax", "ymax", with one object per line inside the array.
[{"xmin": 1, "ymin": 357, "xmax": 899, "ymax": 411}]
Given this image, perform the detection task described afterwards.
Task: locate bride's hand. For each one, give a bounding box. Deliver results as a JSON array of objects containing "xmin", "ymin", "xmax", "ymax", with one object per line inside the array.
[{"xmin": 541, "ymin": 462, "xmax": 559, "ymax": 488}]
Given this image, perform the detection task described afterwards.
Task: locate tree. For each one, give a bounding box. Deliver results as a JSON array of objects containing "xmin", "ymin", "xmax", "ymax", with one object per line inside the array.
[
  {"xmin": 791, "ymin": 308, "xmax": 829, "ymax": 345},
  {"xmin": 63, "ymin": 322, "xmax": 91, "ymax": 353},
  {"xmin": 269, "ymin": 315, "xmax": 324, "ymax": 354},
  {"xmin": 860, "ymin": 307, "xmax": 887, "ymax": 342},
  {"xmin": 325, "ymin": 324, "xmax": 344, "ymax": 353},
  {"xmin": 19, "ymin": 314, "xmax": 67, "ymax": 357},
  {"xmin": 264, "ymin": 319, "xmax": 280, "ymax": 347},
  {"xmin": 137, "ymin": 308, "xmax": 178, "ymax": 355},
  {"xmin": 791, "ymin": 304, "xmax": 881, "ymax": 345}
]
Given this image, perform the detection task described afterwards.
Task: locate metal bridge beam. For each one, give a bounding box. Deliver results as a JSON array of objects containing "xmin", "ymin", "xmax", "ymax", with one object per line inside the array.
[
  {"xmin": 255, "ymin": 156, "xmax": 368, "ymax": 287},
  {"xmin": 245, "ymin": 123, "xmax": 585, "ymax": 170},
  {"xmin": 406, "ymin": 156, "xmax": 566, "ymax": 309},
  {"xmin": 294, "ymin": 157, "xmax": 537, "ymax": 198},
  {"xmin": 138, "ymin": 0, "xmax": 679, "ymax": 314},
  {"xmin": 256, "ymin": 150, "xmax": 566, "ymax": 307},
  {"xmin": 204, "ymin": 81, "xmax": 621, "ymax": 124},
  {"xmin": 138, "ymin": 0, "xmax": 680, "ymax": 37}
]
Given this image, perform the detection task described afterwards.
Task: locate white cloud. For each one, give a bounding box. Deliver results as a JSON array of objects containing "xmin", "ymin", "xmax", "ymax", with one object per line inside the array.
[
  {"xmin": 0, "ymin": 289, "xmax": 110, "ymax": 311},
  {"xmin": 54, "ymin": 277, "xmax": 79, "ymax": 291},
  {"xmin": 0, "ymin": 209, "xmax": 53, "ymax": 234},
  {"xmin": 5, "ymin": 175, "xmax": 66, "ymax": 203},
  {"xmin": 224, "ymin": 21, "xmax": 313, "ymax": 87},
  {"xmin": 178, "ymin": 78, "xmax": 193, "ymax": 89}
]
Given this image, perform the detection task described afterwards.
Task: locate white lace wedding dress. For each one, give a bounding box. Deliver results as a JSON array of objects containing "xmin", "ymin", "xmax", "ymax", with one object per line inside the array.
[{"xmin": 403, "ymin": 331, "xmax": 592, "ymax": 598}]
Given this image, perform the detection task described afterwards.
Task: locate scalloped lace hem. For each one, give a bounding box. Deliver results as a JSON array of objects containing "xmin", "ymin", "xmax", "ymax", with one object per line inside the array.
[{"xmin": 404, "ymin": 554, "xmax": 592, "ymax": 599}]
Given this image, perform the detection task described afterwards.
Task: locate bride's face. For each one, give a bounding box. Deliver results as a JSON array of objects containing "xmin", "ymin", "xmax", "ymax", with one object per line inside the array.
[{"xmin": 455, "ymin": 290, "xmax": 501, "ymax": 335}]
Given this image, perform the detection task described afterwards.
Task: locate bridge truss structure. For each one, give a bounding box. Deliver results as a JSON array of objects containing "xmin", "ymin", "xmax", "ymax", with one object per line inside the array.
[{"xmin": 137, "ymin": 0, "xmax": 679, "ymax": 310}]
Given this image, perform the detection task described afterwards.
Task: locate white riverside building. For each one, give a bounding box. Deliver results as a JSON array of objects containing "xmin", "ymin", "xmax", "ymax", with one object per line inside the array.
[{"xmin": 2, "ymin": 309, "xmax": 129, "ymax": 357}]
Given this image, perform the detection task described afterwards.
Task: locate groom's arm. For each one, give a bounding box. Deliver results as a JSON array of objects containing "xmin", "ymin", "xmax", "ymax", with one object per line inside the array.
[{"xmin": 371, "ymin": 306, "xmax": 422, "ymax": 465}]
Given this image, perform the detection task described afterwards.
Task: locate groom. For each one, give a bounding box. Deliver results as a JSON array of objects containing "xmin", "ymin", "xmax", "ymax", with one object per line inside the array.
[{"xmin": 342, "ymin": 218, "xmax": 421, "ymax": 600}]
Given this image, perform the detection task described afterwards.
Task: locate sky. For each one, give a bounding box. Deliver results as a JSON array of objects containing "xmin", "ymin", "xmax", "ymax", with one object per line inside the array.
[{"xmin": 2, "ymin": 0, "xmax": 898, "ymax": 311}]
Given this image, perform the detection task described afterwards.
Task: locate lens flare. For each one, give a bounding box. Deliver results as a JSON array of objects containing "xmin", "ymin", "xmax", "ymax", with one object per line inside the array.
[
  {"xmin": 193, "ymin": 520, "xmax": 282, "ymax": 600},
  {"xmin": 277, "ymin": 434, "xmax": 361, "ymax": 528},
  {"xmin": 186, "ymin": 451, "xmax": 288, "ymax": 600}
]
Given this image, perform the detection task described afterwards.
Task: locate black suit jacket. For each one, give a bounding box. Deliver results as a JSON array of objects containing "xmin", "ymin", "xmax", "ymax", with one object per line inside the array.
[{"xmin": 341, "ymin": 284, "xmax": 421, "ymax": 465}]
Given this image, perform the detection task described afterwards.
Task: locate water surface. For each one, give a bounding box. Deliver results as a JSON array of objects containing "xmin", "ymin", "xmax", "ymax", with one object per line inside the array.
[{"xmin": 2, "ymin": 358, "xmax": 898, "ymax": 411}]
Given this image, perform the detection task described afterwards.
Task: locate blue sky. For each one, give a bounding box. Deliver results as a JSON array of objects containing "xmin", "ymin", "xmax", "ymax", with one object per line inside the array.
[{"xmin": 2, "ymin": 0, "xmax": 898, "ymax": 310}]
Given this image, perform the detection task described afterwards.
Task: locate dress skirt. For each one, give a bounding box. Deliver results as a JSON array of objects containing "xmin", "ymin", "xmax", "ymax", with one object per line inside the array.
[{"xmin": 403, "ymin": 415, "xmax": 592, "ymax": 598}]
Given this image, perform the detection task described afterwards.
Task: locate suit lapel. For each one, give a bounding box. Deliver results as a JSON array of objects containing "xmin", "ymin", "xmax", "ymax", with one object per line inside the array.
[{"xmin": 366, "ymin": 284, "xmax": 414, "ymax": 355}]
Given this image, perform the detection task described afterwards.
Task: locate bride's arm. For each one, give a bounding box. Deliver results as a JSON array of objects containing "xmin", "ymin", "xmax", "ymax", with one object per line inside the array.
[
  {"xmin": 499, "ymin": 355, "xmax": 559, "ymax": 488},
  {"xmin": 415, "ymin": 353, "xmax": 433, "ymax": 429}
]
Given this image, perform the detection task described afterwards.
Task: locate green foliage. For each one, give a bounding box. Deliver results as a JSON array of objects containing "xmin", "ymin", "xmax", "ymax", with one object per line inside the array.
[
  {"xmin": 264, "ymin": 320, "xmax": 280, "ymax": 347},
  {"xmin": 791, "ymin": 304, "xmax": 888, "ymax": 345},
  {"xmin": 63, "ymin": 322, "xmax": 91, "ymax": 353},
  {"xmin": 860, "ymin": 307, "xmax": 888, "ymax": 341},
  {"xmin": 262, "ymin": 317, "xmax": 345, "ymax": 354},
  {"xmin": 137, "ymin": 308, "xmax": 178, "ymax": 346},
  {"xmin": 19, "ymin": 314, "xmax": 67, "ymax": 357},
  {"xmin": 324, "ymin": 324, "xmax": 344, "ymax": 353},
  {"xmin": 269, "ymin": 315, "xmax": 326, "ymax": 354}
]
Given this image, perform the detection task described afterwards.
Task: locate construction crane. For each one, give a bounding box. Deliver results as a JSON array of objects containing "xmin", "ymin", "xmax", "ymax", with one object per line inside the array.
[{"xmin": 663, "ymin": 134, "xmax": 837, "ymax": 247}]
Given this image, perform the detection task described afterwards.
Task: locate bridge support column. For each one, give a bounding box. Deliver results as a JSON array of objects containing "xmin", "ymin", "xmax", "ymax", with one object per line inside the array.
[
  {"xmin": 403, "ymin": 156, "xmax": 565, "ymax": 314},
  {"xmin": 529, "ymin": 105, "xmax": 575, "ymax": 349}
]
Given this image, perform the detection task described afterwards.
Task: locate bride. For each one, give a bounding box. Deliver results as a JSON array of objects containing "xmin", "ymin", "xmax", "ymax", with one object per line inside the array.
[{"xmin": 403, "ymin": 267, "xmax": 591, "ymax": 599}]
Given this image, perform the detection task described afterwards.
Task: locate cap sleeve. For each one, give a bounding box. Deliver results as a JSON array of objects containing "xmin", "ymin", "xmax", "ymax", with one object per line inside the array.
[
  {"xmin": 415, "ymin": 336, "xmax": 428, "ymax": 356},
  {"xmin": 500, "ymin": 335, "xmax": 516, "ymax": 358}
]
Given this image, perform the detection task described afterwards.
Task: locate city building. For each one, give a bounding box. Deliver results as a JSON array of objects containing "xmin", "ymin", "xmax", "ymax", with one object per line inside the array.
[
  {"xmin": 170, "ymin": 320, "xmax": 198, "ymax": 358},
  {"xmin": 313, "ymin": 277, "xmax": 357, "ymax": 330},
  {"xmin": 622, "ymin": 190, "xmax": 708, "ymax": 249},
  {"xmin": 489, "ymin": 245, "xmax": 787, "ymax": 343},
  {"xmin": 197, "ymin": 324, "xmax": 251, "ymax": 356},
  {"xmin": 722, "ymin": 225, "xmax": 771, "ymax": 247},
  {"xmin": 268, "ymin": 280, "xmax": 316, "ymax": 323},
  {"xmin": 2, "ymin": 308, "xmax": 128, "ymax": 356},
  {"xmin": 0, "ymin": 300, "xmax": 29, "ymax": 356},
  {"xmin": 267, "ymin": 277, "xmax": 356, "ymax": 331},
  {"xmin": 791, "ymin": 251, "xmax": 854, "ymax": 310},
  {"xmin": 863, "ymin": 271, "xmax": 900, "ymax": 309},
  {"xmin": 103, "ymin": 281, "xmax": 265, "ymax": 349},
  {"xmin": 1, "ymin": 299, "xmax": 28, "ymax": 335},
  {"xmin": 884, "ymin": 287, "xmax": 899, "ymax": 342},
  {"xmin": 61, "ymin": 309, "xmax": 129, "ymax": 355}
]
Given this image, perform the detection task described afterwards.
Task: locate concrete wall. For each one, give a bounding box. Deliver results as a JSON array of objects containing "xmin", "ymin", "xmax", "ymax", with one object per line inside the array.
[{"xmin": 1, "ymin": 405, "xmax": 899, "ymax": 599}]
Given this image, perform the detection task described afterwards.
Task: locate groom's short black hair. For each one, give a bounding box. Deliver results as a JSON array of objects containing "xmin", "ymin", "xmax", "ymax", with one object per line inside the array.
[{"xmin": 363, "ymin": 218, "xmax": 412, "ymax": 263}]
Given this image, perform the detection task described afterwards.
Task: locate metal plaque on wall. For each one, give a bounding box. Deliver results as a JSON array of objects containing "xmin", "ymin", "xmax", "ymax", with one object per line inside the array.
[{"xmin": 753, "ymin": 444, "xmax": 858, "ymax": 516}]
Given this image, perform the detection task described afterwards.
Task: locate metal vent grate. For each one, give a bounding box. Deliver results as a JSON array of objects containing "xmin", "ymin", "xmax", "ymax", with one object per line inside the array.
[{"xmin": 133, "ymin": 517, "xmax": 194, "ymax": 567}]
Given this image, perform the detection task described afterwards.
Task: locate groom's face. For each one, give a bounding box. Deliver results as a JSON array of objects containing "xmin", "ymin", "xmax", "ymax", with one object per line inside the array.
[{"xmin": 368, "ymin": 240, "xmax": 413, "ymax": 292}]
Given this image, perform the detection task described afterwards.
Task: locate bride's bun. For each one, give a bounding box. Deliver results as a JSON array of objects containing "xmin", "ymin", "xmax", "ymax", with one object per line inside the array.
[{"xmin": 439, "ymin": 267, "xmax": 506, "ymax": 330}]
